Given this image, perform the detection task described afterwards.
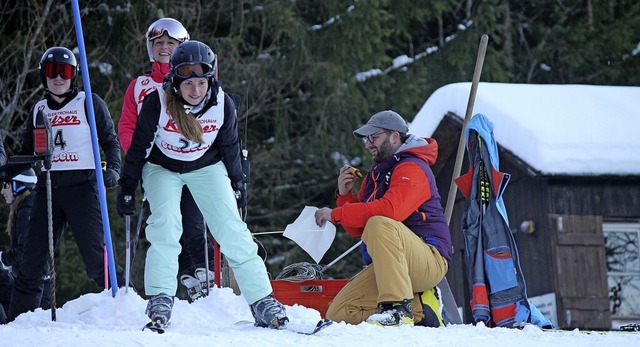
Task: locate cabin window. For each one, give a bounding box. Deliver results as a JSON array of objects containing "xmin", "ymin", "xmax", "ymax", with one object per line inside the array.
[{"xmin": 604, "ymin": 222, "xmax": 640, "ymax": 321}]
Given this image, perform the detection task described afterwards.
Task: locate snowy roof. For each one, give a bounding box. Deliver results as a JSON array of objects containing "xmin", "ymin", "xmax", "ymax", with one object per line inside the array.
[{"xmin": 408, "ymin": 82, "xmax": 640, "ymax": 176}]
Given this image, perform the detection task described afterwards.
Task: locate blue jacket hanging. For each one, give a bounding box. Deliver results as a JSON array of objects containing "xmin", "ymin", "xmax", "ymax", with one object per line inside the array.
[{"xmin": 454, "ymin": 113, "xmax": 552, "ymax": 328}]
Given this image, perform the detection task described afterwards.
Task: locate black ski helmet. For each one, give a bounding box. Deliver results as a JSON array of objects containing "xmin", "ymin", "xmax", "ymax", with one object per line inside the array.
[
  {"xmin": 168, "ymin": 40, "xmax": 217, "ymax": 88},
  {"xmin": 39, "ymin": 46, "xmax": 78, "ymax": 90},
  {"xmin": 11, "ymin": 168, "xmax": 37, "ymax": 195}
]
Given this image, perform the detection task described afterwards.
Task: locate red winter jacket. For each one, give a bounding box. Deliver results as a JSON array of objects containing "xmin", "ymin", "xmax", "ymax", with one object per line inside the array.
[
  {"xmin": 331, "ymin": 137, "xmax": 452, "ymax": 263},
  {"xmin": 118, "ymin": 62, "xmax": 170, "ymax": 153},
  {"xmin": 332, "ymin": 138, "xmax": 439, "ymax": 233}
]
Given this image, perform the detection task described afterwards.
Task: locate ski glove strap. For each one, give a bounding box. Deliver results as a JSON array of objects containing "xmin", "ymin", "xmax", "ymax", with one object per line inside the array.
[
  {"xmin": 232, "ymin": 181, "xmax": 247, "ymax": 209},
  {"xmin": 117, "ymin": 186, "xmax": 136, "ymax": 217}
]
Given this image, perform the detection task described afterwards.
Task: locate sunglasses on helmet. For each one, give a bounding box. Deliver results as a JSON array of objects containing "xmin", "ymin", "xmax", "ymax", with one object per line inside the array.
[
  {"xmin": 43, "ymin": 62, "xmax": 76, "ymax": 80},
  {"xmin": 174, "ymin": 63, "xmax": 213, "ymax": 79}
]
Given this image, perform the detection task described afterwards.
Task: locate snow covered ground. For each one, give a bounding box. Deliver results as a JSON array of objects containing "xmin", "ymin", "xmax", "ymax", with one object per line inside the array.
[{"xmin": 1, "ymin": 287, "xmax": 638, "ymax": 347}]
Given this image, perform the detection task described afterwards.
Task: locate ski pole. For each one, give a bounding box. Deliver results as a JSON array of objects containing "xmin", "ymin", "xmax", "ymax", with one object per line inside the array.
[
  {"xmin": 213, "ymin": 239, "xmax": 221, "ymax": 287},
  {"xmin": 129, "ymin": 196, "xmax": 146, "ymax": 274},
  {"xmin": 320, "ymin": 240, "xmax": 362, "ymax": 273},
  {"xmin": 34, "ymin": 109, "xmax": 56, "ymax": 320},
  {"xmin": 102, "ymin": 166, "xmax": 109, "ymax": 290},
  {"xmin": 125, "ymin": 215, "xmax": 131, "ymax": 292},
  {"xmin": 102, "ymin": 248, "xmax": 107, "ymax": 289},
  {"xmin": 251, "ymin": 230, "xmax": 284, "ymax": 236},
  {"xmin": 203, "ymin": 220, "xmax": 210, "ymax": 296},
  {"xmin": 46, "ymin": 169, "xmax": 56, "ymax": 321}
]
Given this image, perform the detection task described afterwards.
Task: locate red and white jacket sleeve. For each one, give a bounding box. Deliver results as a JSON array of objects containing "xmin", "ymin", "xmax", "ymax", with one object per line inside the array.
[{"xmin": 118, "ymin": 79, "xmax": 139, "ymax": 154}]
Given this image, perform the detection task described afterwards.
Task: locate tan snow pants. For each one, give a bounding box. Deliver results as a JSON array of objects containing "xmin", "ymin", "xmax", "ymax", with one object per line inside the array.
[{"xmin": 326, "ymin": 216, "xmax": 448, "ymax": 324}]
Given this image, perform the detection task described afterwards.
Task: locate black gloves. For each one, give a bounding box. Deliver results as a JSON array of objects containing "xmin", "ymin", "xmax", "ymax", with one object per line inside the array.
[
  {"xmin": 116, "ymin": 185, "xmax": 136, "ymax": 217},
  {"xmin": 103, "ymin": 167, "xmax": 120, "ymax": 188},
  {"xmin": 232, "ymin": 181, "xmax": 247, "ymax": 209},
  {"xmin": 0, "ymin": 166, "xmax": 10, "ymax": 183}
]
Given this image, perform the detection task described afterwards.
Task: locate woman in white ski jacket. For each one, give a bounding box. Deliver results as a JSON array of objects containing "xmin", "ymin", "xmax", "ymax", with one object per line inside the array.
[{"xmin": 117, "ymin": 40, "xmax": 287, "ymax": 329}]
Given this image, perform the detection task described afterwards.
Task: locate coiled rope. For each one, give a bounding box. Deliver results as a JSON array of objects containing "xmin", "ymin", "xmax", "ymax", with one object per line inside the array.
[{"xmin": 275, "ymin": 262, "xmax": 324, "ymax": 282}]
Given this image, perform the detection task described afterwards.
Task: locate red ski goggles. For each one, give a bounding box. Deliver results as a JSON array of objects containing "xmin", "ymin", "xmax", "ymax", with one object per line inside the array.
[
  {"xmin": 174, "ymin": 63, "xmax": 214, "ymax": 79},
  {"xmin": 43, "ymin": 62, "xmax": 76, "ymax": 80}
]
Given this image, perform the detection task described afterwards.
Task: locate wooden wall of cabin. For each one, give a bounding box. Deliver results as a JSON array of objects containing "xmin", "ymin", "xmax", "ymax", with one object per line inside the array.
[{"xmin": 548, "ymin": 179, "xmax": 640, "ymax": 217}]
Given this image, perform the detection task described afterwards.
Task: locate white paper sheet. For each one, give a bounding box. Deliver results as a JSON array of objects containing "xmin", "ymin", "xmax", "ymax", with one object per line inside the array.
[{"xmin": 283, "ymin": 206, "xmax": 336, "ymax": 263}]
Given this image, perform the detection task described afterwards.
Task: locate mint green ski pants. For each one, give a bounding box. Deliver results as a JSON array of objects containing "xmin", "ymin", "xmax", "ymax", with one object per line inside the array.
[{"xmin": 142, "ymin": 161, "xmax": 271, "ymax": 304}]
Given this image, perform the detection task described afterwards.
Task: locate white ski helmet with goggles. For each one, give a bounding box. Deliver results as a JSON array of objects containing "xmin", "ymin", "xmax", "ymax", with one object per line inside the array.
[
  {"xmin": 168, "ymin": 40, "xmax": 217, "ymax": 88},
  {"xmin": 11, "ymin": 168, "xmax": 37, "ymax": 196},
  {"xmin": 39, "ymin": 47, "xmax": 78, "ymax": 90},
  {"xmin": 146, "ymin": 18, "xmax": 190, "ymax": 62}
]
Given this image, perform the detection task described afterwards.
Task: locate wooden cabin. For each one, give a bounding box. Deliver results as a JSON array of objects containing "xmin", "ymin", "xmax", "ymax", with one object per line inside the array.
[{"xmin": 409, "ymin": 82, "xmax": 640, "ymax": 329}]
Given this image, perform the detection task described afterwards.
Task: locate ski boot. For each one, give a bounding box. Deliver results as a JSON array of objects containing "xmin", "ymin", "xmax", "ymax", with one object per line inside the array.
[
  {"xmin": 415, "ymin": 286, "xmax": 445, "ymax": 327},
  {"xmin": 366, "ymin": 299, "xmax": 414, "ymax": 327},
  {"xmin": 250, "ymin": 294, "xmax": 289, "ymax": 329},
  {"xmin": 180, "ymin": 267, "xmax": 215, "ymax": 302},
  {"xmin": 195, "ymin": 267, "xmax": 215, "ymax": 292},
  {"xmin": 145, "ymin": 293, "xmax": 174, "ymax": 327},
  {"xmin": 180, "ymin": 273, "xmax": 204, "ymax": 302}
]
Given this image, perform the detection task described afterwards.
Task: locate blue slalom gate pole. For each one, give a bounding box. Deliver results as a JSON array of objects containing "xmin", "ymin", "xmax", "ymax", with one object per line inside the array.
[{"xmin": 70, "ymin": 0, "xmax": 118, "ymax": 297}]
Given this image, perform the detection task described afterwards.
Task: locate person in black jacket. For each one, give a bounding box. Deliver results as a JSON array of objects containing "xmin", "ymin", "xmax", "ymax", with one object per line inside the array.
[
  {"xmin": 5, "ymin": 46, "xmax": 122, "ymax": 322},
  {"xmin": 118, "ymin": 19, "xmax": 215, "ymax": 300},
  {"xmin": 116, "ymin": 40, "xmax": 287, "ymax": 329},
  {"xmin": 1, "ymin": 169, "xmax": 50, "ymax": 321}
]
